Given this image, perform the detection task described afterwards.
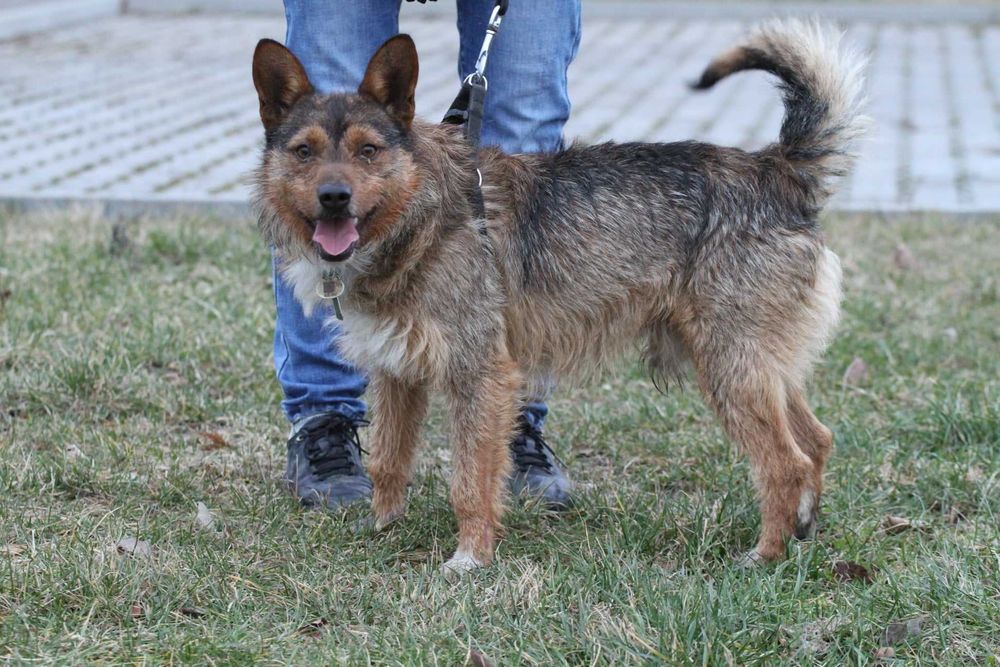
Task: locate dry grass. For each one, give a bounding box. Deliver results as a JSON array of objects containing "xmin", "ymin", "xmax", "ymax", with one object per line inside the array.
[{"xmin": 1, "ymin": 205, "xmax": 998, "ymax": 664}]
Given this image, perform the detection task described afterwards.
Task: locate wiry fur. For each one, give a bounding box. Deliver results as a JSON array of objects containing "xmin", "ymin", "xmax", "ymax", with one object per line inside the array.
[{"xmin": 251, "ymin": 22, "xmax": 867, "ymax": 570}]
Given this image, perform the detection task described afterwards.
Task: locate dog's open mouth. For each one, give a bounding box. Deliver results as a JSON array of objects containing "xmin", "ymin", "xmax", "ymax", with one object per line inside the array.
[{"xmin": 312, "ymin": 217, "xmax": 358, "ymax": 262}]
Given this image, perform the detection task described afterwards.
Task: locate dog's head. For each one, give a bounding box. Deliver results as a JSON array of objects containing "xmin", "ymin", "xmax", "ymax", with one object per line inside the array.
[{"xmin": 252, "ymin": 35, "xmax": 421, "ymax": 263}]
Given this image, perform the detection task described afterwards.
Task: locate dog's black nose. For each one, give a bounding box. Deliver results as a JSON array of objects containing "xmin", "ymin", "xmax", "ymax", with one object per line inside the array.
[{"xmin": 317, "ymin": 183, "xmax": 352, "ymax": 210}]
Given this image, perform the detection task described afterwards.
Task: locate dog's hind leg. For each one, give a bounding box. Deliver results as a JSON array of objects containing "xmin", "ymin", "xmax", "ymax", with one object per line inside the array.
[
  {"xmin": 693, "ymin": 352, "xmax": 816, "ymax": 564},
  {"xmin": 442, "ymin": 353, "xmax": 521, "ymax": 575},
  {"xmin": 368, "ymin": 372, "xmax": 429, "ymax": 530},
  {"xmin": 784, "ymin": 388, "xmax": 833, "ymax": 540}
]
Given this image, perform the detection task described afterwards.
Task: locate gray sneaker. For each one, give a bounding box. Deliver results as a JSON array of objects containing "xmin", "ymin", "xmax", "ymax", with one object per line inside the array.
[
  {"xmin": 285, "ymin": 413, "xmax": 372, "ymax": 510},
  {"xmin": 508, "ymin": 416, "xmax": 573, "ymax": 510}
]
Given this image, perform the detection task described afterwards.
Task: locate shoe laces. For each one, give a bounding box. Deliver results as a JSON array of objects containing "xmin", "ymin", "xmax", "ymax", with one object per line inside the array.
[
  {"xmin": 510, "ymin": 416, "xmax": 557, "ymax": 474},
  {"xmin": 292, "ymin": 414, "xmax": 368, "ymax": 480}
]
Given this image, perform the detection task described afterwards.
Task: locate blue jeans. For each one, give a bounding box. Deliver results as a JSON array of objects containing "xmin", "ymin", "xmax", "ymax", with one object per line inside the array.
[{"xmin": 275, "ymin": 0, "xmax": 582, "ymax": 426}]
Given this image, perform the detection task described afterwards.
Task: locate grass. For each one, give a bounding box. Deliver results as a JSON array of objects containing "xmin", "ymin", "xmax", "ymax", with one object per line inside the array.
[{"xmin": 0, "ymin": 206, "xmax": 998, "ymax": 665}]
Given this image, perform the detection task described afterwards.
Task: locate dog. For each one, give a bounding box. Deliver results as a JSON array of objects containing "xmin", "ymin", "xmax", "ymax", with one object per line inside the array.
[{"xmin": 252, "ymin": 19, "xmax": 867, "ymax": 574}]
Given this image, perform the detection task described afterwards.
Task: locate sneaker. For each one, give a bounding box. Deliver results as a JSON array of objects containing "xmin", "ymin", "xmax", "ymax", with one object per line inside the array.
[
  {"xmin": 508, "ymin": 415, "xmax": 573, "ymax": 510},
  {"xmin": 285, "ymin": 412, "xmax": 372, "ymax": 510}
]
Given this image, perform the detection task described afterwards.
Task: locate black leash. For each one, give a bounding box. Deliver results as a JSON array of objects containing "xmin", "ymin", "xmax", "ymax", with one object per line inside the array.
[{"xmin": 442, "ymin": 0, "xmax": 508, "ymax": 219}]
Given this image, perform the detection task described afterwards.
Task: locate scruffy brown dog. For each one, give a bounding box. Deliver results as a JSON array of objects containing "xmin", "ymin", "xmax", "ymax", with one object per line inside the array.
[{"xmin": 252, "ymin": 20, "xmax": 867, "ymax": 573}]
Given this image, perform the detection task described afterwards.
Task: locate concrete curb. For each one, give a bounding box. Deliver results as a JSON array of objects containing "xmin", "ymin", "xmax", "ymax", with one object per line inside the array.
[
  {"xmin": 0, "ymin": 0, "xmax": 119, "ymax": 41},
  {"xmin": 120, "ymin": 1, "xmax": 1000, "ymax": 25},
  {"xmin": 1, "ymin": 195, "xmax": 251, "ymax": 222}
]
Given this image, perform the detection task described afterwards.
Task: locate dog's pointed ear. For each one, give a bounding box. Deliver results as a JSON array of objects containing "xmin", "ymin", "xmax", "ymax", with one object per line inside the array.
[
  {"xmin": 358, "ymin": 35, "xmax": 419, "ymax": 130},
  {"xmin": 252, "ymin": 39, "xmax": 314, "ymax": 133}
]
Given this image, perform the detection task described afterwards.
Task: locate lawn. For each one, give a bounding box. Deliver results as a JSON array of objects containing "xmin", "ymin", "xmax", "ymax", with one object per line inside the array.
[{"xmin": 0, "ymin": 206, "xmax": 997, "ymax": 665}]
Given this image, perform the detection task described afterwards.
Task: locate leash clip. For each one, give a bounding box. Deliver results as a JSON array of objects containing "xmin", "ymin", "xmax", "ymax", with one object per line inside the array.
[{"xmin": 473, "ymin": 2, "xmax": 505, "ymax": 80}]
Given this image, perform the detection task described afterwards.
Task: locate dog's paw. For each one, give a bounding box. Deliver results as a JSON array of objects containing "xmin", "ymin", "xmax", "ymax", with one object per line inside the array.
[
  {"xmin": 794, "ymin": 490, "xmax": 819, "ymax": 540},
  {"xmin": 735, "ymin": 548, "xmax": 765, "ymax": 569},
  {"xmin": 441, "ymin": 550, "xmax": 483, "ymax": 581},
  {"xmin": 374, "ymin": 508, "xmax": 404, "ymax": 532}
]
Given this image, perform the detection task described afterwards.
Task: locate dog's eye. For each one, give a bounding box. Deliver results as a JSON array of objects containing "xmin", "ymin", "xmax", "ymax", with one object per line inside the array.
[
  {"xmin": 359, "ymin": 144, "xmax": 379, "ymax": 160},
  {"xmin": 294, "ymin": 144, "xmax": 311, "ymax": 160}
]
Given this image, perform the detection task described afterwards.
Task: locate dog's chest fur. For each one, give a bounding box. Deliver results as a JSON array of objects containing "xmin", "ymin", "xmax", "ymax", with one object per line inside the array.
[{"xmin": 281, "ymin": 258, "xmax": 447, "ymax": 381}]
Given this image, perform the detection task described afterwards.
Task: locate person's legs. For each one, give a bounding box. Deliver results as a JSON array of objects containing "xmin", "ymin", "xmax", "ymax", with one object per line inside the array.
[
  {"xmin": 283, "ymin": 0, "xmax": 402, "ymax": 95},
  {"xmin": 277, "ymin": 0, "xmax": 401, "ymax": 508},
  {"xmin": 456, "ymin": 0, "xmax": 582, "ymax": 505}
]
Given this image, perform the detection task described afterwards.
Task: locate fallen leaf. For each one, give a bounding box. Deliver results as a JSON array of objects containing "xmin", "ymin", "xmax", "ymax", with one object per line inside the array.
[
  {"xmin": 116, "ymin": 536, "xmax": 152, "ymax": 559},
  {"xmin": 882, "ymin": 515, "xmax": 929, "ymax": 535},
  {"xmin": 468, "ymin": 649, "xmax": 495, "ymax": 667},
  {"xmin": 842, "ymin": 357, "xmax": 870, "ymax": 387},
  {"xmin": 874, "ymin": 646, "xmax": 895, "ymax": 659},
  {"xmin": 130, "ymin": 602, "xmax": 145, "ymax": 620},
  {"xmin": 965, "ymin": 466, "xmax": 985, "ymax": 483},
  {"xmin": 161, "ymin": 370, "xmax": 186, "ymax": 386},
  {"xmin": 0, "ymin": 544, "xmax": 25, "ymax": 556},
  {"xmin": 179, "ymin": 606, "xmax": 206, "ymax": 618},
  {"xmin": 195, "ymin": 502, "xmax": 215, "ymax": 530},
  {"xmin": 833, "ymin": 560, "xmax": 874, "ymax": 583},
  {"xmin": 882, "ymin": 616, "xmax": 928, "ymax": 646},
  {"xmin": 296, "ymin": 618, "xmax": 329, "ymax": 638},
  {"xmin": 892, "ymin": 242, "xmax": 918, "ymax": 271},
  {"xmin": 200, "ymin": 431, "xmax": 229, "ymax": 451},
  {"xmin": 784, "ymin": 616, "xmax": 848, "ymax": 656}
]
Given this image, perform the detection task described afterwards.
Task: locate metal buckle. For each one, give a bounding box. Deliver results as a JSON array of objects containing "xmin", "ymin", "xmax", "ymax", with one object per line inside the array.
[{"xmin": 463, "ymin": 72, "xmax": 488, "ymax": 91}]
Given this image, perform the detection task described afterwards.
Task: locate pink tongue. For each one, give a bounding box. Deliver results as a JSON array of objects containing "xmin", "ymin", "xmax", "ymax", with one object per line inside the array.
[{"xmin": 312, "ymin": 218, "xmax": 359, "ymax": 257}]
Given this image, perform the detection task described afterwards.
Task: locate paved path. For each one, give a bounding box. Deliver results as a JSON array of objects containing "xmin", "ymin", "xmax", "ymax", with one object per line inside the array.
[{"xmin": 1, "ymin": 6, "xmax": 999, "ymax": 213}]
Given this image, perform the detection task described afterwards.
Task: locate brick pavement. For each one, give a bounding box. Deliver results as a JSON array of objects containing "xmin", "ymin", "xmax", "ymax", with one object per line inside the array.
[{"xmin": 1, "ymin": 5, "xmax": 999, "ymax": 213}]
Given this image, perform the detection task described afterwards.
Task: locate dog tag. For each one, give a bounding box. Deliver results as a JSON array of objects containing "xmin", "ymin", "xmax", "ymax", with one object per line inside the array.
[{"xmin": 316, "ymin": 272, "xmax": 345, "ymax": 320}]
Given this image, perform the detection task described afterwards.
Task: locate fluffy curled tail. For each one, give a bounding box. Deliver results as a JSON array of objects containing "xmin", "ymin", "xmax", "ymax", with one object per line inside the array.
[{"xmin": 693, "ymin": 19, "xmax": 869, "ymax": 205}]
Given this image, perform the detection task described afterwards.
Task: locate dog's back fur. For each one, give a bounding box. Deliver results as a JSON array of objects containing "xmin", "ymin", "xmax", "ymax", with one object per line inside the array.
[{"xmin": 253, "ymin": 19, "xmax": 867, "ymax": 571}]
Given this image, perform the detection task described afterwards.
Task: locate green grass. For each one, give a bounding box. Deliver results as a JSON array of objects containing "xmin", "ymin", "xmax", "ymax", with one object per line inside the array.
[{"xmin": 1, "ymin": 207, "xmax": 998, "ymax": 665}]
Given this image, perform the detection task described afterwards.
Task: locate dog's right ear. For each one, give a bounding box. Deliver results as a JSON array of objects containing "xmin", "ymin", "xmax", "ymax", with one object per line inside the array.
[{"xmin": 252, "ymin": 39, "xmax": 314, "ymax": 133}]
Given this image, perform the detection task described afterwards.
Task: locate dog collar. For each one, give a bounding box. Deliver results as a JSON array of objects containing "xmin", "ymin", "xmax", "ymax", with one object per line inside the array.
[{"xmin": 316, "ymin": 269, "xmax": 345, "ymax": 320}]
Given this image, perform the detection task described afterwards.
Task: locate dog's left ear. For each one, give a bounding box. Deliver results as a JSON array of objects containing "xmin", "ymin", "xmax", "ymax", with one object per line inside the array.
[
  {"xmin": 252, "ymin": 39, "xmax": 314, "ymax": 133},
  {"xmin": 359, "ymin": 35, "xmax": 419, "ymax": 130}
]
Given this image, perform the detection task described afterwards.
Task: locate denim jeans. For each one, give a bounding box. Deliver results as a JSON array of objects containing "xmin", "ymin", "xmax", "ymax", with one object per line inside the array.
[{"xmin": 275, "ymin": 0, "xmax": 582, "ymax": 426}]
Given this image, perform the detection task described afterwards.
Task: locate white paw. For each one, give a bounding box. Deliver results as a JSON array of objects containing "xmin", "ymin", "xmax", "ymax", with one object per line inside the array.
[
  {"xmin": 797, "ymin": 490, "xmax": 816, "ymax": 526},
  {"xmin": 441, "ymin": 550, "xmax": 483, "ymax": 580},
  {"xmin": 735, "ymin": 548, "xmax": 764, "ymax": 569}
]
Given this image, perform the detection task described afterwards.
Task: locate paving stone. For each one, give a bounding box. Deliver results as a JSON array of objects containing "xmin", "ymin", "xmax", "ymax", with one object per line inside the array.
[{"xmin": 1, "ymin": 9, "xmax": 998, "ymax": 213}]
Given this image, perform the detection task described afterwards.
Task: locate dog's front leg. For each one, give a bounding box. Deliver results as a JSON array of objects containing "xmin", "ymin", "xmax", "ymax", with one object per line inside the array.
[
  {"xmin": 368, "ymin": 371, "xmax": 428, "ymax": 530},
  {"xmin": 442, "ymin": 355, "xmax": 522, "ymax": 575}
]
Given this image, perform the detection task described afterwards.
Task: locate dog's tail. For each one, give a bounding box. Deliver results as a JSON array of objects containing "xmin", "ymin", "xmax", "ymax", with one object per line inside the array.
[{"xmin": 693, "ymin": 19, "xmax": 868, "ymax": 206}]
